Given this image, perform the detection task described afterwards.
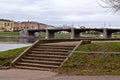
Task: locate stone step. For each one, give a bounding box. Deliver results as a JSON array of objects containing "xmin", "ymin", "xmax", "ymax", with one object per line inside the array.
[
  {"xmin": 37, "ymin": 44, "xmax": 75, "ymax": 47},
  {"xmin": 34, "ymin": 46, "xmax": 74, "ymax": 50},
  {"xmin": 20, "ymin": 59, "xmax": 61, "ymax": 65},
  {"xmin": 29, "ymin": 51, "xmax": 69, "ymax": 56},
  {"xmin": 17, "ymin": 62, "xmax": 59, "ymax": 68},
  {"xmin": 14, "ymin": 41, "xmax": 77, "ymax": 71},
  {"xmin": 23, "ymin": 57, "xmax": 64, "ymax": 62},
  {"xmin": 31, "ymin": 48, "xmax": 70, "ymax": 52},
  {"xmin": 26, "ymin": 54, "xmax": 67, "ymax": 59},
  {"xmin": 15, "ymin": 66, "xmax": 51, "ymax": 71}
]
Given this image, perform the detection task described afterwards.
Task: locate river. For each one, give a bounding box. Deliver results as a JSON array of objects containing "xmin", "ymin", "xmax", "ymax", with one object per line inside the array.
[
  {"xmin": 0, "ymin": 37, "xmax": 38, "ymax": 52},
  {"xmin": 0, "ymin": 44, "xmax": 32, "ymax": 52}
]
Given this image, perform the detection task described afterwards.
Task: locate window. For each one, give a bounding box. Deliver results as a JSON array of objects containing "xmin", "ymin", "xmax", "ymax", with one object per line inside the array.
[
  {"xmin": 4, "ymin": 23, "xmax": 7, "ymax": 27},
  {"xmin": 8, "ymin": 23, "xmax": 10, "ymax": 26}
]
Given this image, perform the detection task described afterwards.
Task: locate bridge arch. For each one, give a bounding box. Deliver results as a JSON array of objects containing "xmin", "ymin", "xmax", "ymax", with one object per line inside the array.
[
  {"xmin": 111, "ymin": 31, "xmax": 120, "ymax": 38},
  {"xmin": 55, "ymin": 31, "xmax": 71, "ymax": 39},
  {"xmin": 80, "ymin": 30, "xmax": 103, "ymax": 38}
]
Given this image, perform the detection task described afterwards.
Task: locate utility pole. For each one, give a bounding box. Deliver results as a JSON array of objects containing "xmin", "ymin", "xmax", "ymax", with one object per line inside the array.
[
  {"xmin": 104, "ymin": 22, "xmax": 106, "ymax": 28},
  {"xmin": 109, "ymin": 22, "xmax": 111, "ymax": 28}
]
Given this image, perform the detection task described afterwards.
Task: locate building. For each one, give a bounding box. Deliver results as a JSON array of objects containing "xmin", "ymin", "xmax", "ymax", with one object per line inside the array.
[
  {"xmin": 38, "ymin": 23, "xmax": 46, "ymax": 29},
  {"xmin": 46, "ymin": 25, "xmax": 55, "ymax": 29},
  {"xmin": 0, "ymin": 19, "xmax": 14, "ymax": 31},
  {"xmin": 14, "ymin": 21, "xmax": 47, "ymax": 31}
]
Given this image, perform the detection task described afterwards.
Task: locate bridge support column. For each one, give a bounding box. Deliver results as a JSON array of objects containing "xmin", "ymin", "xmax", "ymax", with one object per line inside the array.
[
  {"xmin": 19, "ymin": 29, "xmax": 29, "ymax": 37},
  {"xmin": 34, "ymin": 32, "xmax": 40, "ymax": 37},
  {"xmin": 71, "ymin": 28, "xmax": 80, "ymax": 39},
  {"xmin": 46, "ymin": 29, "xmax": 55, "ymax": 39},
  {"xmin": 103, "ymin": 29, "xmax": 112, "ymax": 38}
]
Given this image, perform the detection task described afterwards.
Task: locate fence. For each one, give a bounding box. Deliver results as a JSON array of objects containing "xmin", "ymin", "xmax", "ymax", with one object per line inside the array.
[{"xmin": 70, "ymin": 51, "xmax": 120, "ymax": 62}]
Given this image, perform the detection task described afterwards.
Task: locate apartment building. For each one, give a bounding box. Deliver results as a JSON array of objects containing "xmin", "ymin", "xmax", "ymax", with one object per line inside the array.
[
  {"xmin": 0, "ymin": 19, "xmax": 14, "ymax": 31},
  {"xmin": 14, "ymin": 21, "xmax": 46, "ymax": 31}
]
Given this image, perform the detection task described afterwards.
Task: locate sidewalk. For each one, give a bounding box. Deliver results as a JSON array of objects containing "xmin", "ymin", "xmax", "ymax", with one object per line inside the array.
[{"xmin": 0, "ymin": 69, "xmax": 120, "ymax": 80}]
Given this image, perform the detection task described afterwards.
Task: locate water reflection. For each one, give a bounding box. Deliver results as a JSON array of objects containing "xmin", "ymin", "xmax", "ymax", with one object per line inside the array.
[
  {"xmin": 0, "ymin": 44, "xmax": 32, "ymax": 52},
  {"xmin": 0, "ymin": 37, "xmax": 39, "ymax": 43},
  {"xmin": 0, "ymin": 37, "xmax": 38, "ymax": 52}
]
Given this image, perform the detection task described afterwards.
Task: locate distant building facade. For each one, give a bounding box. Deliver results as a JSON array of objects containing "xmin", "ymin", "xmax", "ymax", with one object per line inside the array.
[
  {"xmin": 14, "ymin": 21, "xmax": 46, "ymax": 31},
  {"xmin": 0, "ymin": 19, "xmax": 14, "ymax": 31}
]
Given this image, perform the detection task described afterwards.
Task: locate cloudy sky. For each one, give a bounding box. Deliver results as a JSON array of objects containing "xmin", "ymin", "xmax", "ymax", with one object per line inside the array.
[{"xmin": 0, "ymin": 0, "xmax": 120, "ymax": 28}]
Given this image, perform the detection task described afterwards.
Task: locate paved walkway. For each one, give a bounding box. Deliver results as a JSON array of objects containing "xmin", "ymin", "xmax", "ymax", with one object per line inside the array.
[
  {"xmin": 0, "ymin": 69, "xmax": 120, "ymax": 80},
  {"xmin": 0, "ymin": 69, "xmax": 56, "ymax": 80}
]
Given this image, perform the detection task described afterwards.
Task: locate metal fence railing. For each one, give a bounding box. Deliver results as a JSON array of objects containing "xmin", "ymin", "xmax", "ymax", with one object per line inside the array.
[{"xmin": 70, "ymin": 51, "xmax": 120, "ymax": 62}]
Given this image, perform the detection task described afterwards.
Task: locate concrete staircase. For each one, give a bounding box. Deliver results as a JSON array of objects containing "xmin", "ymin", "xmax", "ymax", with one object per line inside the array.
[{"xmin": 14, "ymin": 43, "xmax": 77, "ymax": 70}]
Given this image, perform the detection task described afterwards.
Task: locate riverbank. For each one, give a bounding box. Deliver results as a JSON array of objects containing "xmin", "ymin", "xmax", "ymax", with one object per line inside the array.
[
  {"xmin": 0, "ymin": 44, "xmax": 31, "ymax": 52},
  {"xmin": 58, "ymin": 42, "xmax": 120, "ymax": 75},
  {"xmin": 0, "ymin": 41, "xmax": 120, "ymax": 75},
  {"xmin": 0, "ymin": 47, "xmax": 28, "ymax": 68}
]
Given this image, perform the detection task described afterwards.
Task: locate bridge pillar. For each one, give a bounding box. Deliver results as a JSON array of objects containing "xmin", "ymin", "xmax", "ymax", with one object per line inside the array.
[
  {"xmin": 46, "ymin": 29, "xmax": 55, "ymax": 39},
  {"xmin": 34, "ymin": 32, "xmax": 40, "ymax": 37},
  {"xmin": 71, "ymin": 28, "xmax": 80, "ymax": 39},
  {"xmin": 103, "ymin": 29, "xmax": 112, "ymax": 38},
  {"xmin": 19, "ymin": 29, "xmax": 29, "ymax": 37}
]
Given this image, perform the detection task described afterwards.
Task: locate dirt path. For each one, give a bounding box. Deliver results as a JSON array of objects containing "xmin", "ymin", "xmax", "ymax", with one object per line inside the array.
[{"xmin": 0, "ymin": 69, "xmax": 120, "ymax": 80}]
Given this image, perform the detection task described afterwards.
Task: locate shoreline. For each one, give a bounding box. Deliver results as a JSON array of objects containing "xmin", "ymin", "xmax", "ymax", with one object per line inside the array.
[
  {"xmin": 0, "ymin": 36, "xmax": 38, "ymax": 38},
  {"xmin": 0, "ymin": 42, "xmax": 32, "ymax": 44}
]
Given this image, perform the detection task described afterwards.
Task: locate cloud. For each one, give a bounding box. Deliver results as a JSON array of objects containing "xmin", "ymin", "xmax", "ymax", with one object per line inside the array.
[{"xmin": 0, "ymin": 0, "xmax": 119, "ymax": 27}]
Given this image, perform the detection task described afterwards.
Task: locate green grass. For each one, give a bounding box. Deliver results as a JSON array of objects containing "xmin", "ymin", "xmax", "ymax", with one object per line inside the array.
[
  {"xmin": 0, "ymin": 47, "xmax": 28, "ymax": 67},
  {"xmin": 112, "ymin": 35, "xmax": 120, "ymax": 38},
  {"xmin": 76, "ymin": 42, "xmax": 120, "ymax": 52},
  {"xmin": 55, "ymin": 33, "xmax": 71, "ymax": 38},
  {"xmin": 80, "ymin": 34, "xmax": 102, "ymax": 38},
  {"xmin": 0, "ymin": 32, "xmax": 19, "ymax": 36},
  {"xmin": 58, "ymin": 42, "xmax": 120, "ymax": 75}
]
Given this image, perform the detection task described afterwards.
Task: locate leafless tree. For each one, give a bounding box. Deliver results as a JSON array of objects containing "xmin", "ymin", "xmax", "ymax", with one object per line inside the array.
[{"xmin": 101, "ymin": 0, "xmax": 120, "ymax": 13}]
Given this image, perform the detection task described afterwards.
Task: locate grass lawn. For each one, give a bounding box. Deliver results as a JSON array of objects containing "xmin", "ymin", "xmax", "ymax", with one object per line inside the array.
[
  {"xmin": 76, "ymin": 42, "xmax": 120, "ymax": 52},
  {"xmin": 58, "ymin": 42, "xmax": 120, "ymax": 75},
  {"xmin": 0, "ymin": 32, "xmax": 19, "ymax": 36},
  {"xmin": 55, "ymin": 33, "xmax": 71, "ymax": 38},
  {"xmin": 0, "ymin": 47, "xmax": 28, "ymax": 67}
]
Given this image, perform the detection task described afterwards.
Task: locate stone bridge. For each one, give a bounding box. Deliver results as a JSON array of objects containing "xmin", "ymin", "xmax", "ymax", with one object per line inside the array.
[{"xmin": 19, "ymin": 28, "xmax": 120, "ymax": 39}]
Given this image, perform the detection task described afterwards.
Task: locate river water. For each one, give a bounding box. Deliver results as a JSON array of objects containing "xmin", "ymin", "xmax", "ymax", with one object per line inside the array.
[
  {"xmin": 0, "ymin": 44, "xmax": 32, "ymax": 52},
  {"xmin": 0, "ymin": 37, "xmax": 38, "ymax": 52}
]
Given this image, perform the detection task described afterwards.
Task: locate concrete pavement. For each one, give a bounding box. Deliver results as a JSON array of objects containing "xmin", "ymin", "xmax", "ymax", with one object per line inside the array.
[{"xmin": 0, "ymin": 69, "xmax": 120, "ymax": 80}]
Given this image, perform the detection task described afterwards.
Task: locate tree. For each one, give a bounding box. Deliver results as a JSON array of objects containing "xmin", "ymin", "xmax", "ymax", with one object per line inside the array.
[{"xmin": 101, "ymin": 0, "xmax": 120, "ymax": 13}]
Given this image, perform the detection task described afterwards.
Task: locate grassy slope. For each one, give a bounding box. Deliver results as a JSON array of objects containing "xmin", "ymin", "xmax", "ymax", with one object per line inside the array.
[
  {"xmin": 58, "ymin": 42, "xmax": 120, "ymax": 75},
  {"xmin": 76, "ymin": 42, "xmax": 120, "ymax": 52},
  {"xmin": 0, "ymin": 47, "xmax": 28, "ymax": 67}
]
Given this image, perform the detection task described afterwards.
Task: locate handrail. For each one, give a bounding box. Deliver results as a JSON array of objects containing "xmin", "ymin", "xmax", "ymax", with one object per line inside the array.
[
  {"xmin": 10, "ymin": 39, "xmax": 40, "ymax": 67},
  {"xmin": 60, "ymin": 40, "xmax": 84, "ymax": 67}
]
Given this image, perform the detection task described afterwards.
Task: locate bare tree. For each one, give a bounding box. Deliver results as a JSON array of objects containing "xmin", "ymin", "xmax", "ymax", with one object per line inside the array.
[{"xmin": 101, "ymin": 0, "xmax": 120, "ymax": 13}]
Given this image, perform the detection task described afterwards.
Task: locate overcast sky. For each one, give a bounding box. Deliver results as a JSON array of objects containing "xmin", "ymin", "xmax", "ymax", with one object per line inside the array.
[{"xmin": 0, "ymin": 0, "xmax": 120, "ymax": 28}]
